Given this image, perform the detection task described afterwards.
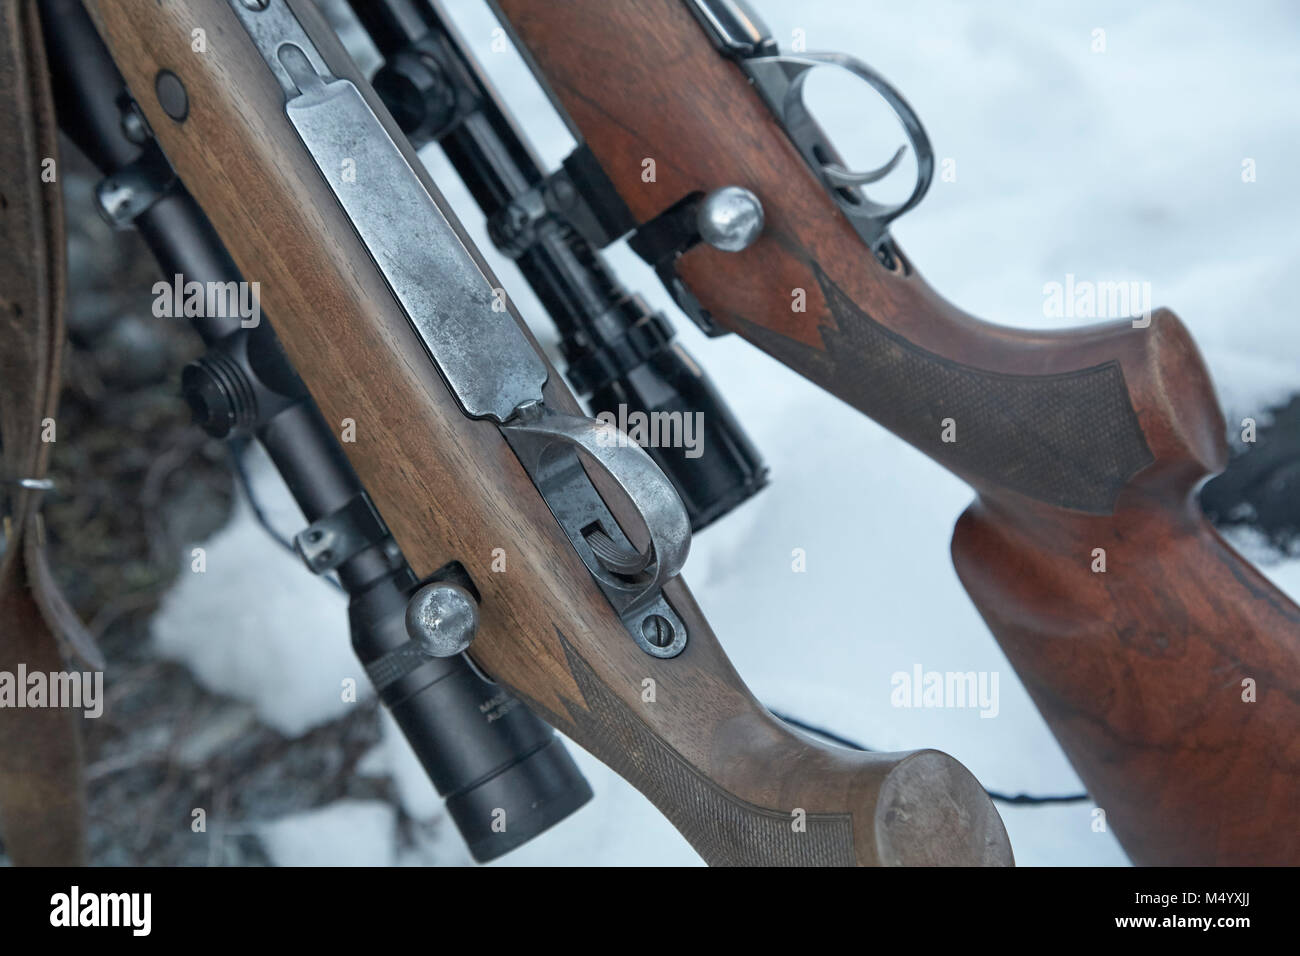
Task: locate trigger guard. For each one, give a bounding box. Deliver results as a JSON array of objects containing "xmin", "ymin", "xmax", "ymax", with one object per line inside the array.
[
  {"xmin": 503, "ymin": 412, "xmax": 691, "ymax": 614},
  {"xmin": 747, "ymin": 52, "xmax": 934, "ymax": 246}
]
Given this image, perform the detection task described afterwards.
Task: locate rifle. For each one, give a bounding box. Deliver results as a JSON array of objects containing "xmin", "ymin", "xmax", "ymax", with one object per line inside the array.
[
  {"xmin": 68, "ymin": 0, "xmax": 1013, "ymax": 866},
  {"xmin": 478, "ymin": 0, "xmax": 1300, "ymax": 865}
]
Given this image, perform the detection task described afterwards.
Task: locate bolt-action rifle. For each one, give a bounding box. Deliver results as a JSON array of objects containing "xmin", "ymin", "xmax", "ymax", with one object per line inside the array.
[
  {"xmin": 483, "ymin": 0, "xmax": 1300, "ymax": 865},
  {"xmin": 71, "ymin": 0, "xmax": 1014, "ymax": 866}
]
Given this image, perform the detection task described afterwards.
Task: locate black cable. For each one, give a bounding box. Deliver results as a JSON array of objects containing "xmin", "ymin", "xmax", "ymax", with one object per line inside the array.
[
  {"xmin": 227, "ymin": 438, "xmax": 346, "ymax": 594},
  {"xmin": 230, "ymin": 436, "xmax": 1089, "ymax": 806},
  {"xmin": 771, "ymin": 710, "xmax": 1090, "ymax": 806}
]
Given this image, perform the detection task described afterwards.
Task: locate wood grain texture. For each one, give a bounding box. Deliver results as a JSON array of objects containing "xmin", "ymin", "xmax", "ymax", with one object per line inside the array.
[
  {"xmin": 80, "ymin": 0, "xmax": 1012, "ymax": 865},
  {"xmin": 495, "ymin": 0, "xmax": 1300, "ymax": 863}
]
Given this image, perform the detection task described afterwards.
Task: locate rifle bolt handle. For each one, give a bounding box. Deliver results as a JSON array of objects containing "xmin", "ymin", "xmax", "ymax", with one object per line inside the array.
[
  {"xmin": 696, "ymin": 186, "xmax": 764, "ymax": 252},
  {"xmin": 405, "ymin": 582, "xmax": 479, "ymax": 658}
]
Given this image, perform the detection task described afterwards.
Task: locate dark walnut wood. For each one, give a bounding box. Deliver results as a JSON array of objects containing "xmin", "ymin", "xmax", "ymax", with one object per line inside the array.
[
  {"xmin": 80, "ymin": 0, "xmax": 1013, "ymax": 866},
  {"xmin": 495, "ymin": 0, "xmax": 1300, "ymax": 864}
]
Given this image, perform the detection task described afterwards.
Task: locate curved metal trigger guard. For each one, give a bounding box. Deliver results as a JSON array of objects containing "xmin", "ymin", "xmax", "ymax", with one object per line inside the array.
[
  {"xmin": 502, "ymin": 412, "xmax": 691, "ymax": 617},
  {"xmin": 745, "ymin": 52, "xmax": 934, "ymax": 247}
]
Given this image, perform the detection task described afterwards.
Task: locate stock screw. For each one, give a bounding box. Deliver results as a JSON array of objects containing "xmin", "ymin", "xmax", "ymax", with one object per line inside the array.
[{"xmin": 641, "ymin": 614, "xmax": 673, "ymax": 649}]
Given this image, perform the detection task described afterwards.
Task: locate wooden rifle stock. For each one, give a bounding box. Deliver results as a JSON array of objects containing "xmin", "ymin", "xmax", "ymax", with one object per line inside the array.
[
  {"xmin": 493, "ymin": 0, "xmax": 1300, "ymax": 864},
  {"xmin": 81, "ymin": 0, "xmax": 1012, "ymax": 865}
]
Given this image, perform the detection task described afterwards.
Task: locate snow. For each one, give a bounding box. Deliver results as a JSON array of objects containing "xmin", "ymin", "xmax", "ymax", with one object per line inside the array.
[
  {"xmin": 156, "ymin": 0, "xmax": 1300, "ymax": 866},
  {"xmin": 151, "ymin": 452, "xmax": 364, "ymax": 738},
  {"xmin": 255, "ymin": 800, "xmax": 398, "ymax": 867}
]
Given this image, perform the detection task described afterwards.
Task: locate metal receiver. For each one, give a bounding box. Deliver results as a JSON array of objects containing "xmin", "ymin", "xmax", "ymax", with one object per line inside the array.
[{"xmin": 228, "ymin": 0, "xmax": 692, "ymax": 657}]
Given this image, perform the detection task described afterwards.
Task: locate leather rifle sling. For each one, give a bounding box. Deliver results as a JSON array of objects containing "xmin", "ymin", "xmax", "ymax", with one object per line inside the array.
[{"xmin": 0, "ymin": 0, "xmax": 100, "ymax": 865}]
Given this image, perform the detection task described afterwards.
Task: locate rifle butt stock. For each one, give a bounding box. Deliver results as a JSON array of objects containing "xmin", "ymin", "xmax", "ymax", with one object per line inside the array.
[
  {"xmin": 80, "ymin": 0, "xmax": 1012, "ymax": 866},
  {"xmin": 493, "ymin": 0, "xmax": 1300, "ymax": 863},
  {"xmin": 952, "ymin": 496, "xmax": 1300, "ymax": 866}
]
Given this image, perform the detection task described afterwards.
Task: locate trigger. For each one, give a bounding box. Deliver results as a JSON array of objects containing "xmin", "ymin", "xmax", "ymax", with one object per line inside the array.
[{"xmin": 821, "ymin": 144, "xmax": 907, "ymax": 188}]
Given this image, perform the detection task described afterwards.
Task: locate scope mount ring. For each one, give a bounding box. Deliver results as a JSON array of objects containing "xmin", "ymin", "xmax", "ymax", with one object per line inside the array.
[{"xmin": 743, "ymin": 51, "xmax": 934, "ymax": 250}]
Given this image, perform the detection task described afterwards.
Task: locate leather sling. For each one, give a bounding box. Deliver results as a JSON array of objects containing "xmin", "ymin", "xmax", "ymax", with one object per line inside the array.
[{"xmin": 0, "ymin": 0, "xmax": 100, "ymax": 866}]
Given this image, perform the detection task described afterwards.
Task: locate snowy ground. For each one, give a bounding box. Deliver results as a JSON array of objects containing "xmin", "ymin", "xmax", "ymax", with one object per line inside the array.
[{"xmin": 153, "ymin": 0, "xmax": 1300, "ymax": 866}]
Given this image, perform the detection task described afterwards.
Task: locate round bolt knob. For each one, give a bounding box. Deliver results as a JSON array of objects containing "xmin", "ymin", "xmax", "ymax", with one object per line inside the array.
[
  {"xmin": 696, "ymin": 186, "xmax": 764, "ymax": 252},
  {"xmin": 405, "ymin": 581, "xmax": 479, "ymax": 658}
]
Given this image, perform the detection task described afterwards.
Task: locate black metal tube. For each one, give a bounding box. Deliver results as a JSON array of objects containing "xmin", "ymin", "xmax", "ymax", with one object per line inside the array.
[
  {"xmin": 39, "ymin": 0, "xmax": 138, "ymax": 171},
  {"xmin": 135, "ymin": 194, "xmax": 246, "ymax": 344},
  {"xmin": 40, "ymin": 0, "xmax": 245, "ymax": 344}
]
